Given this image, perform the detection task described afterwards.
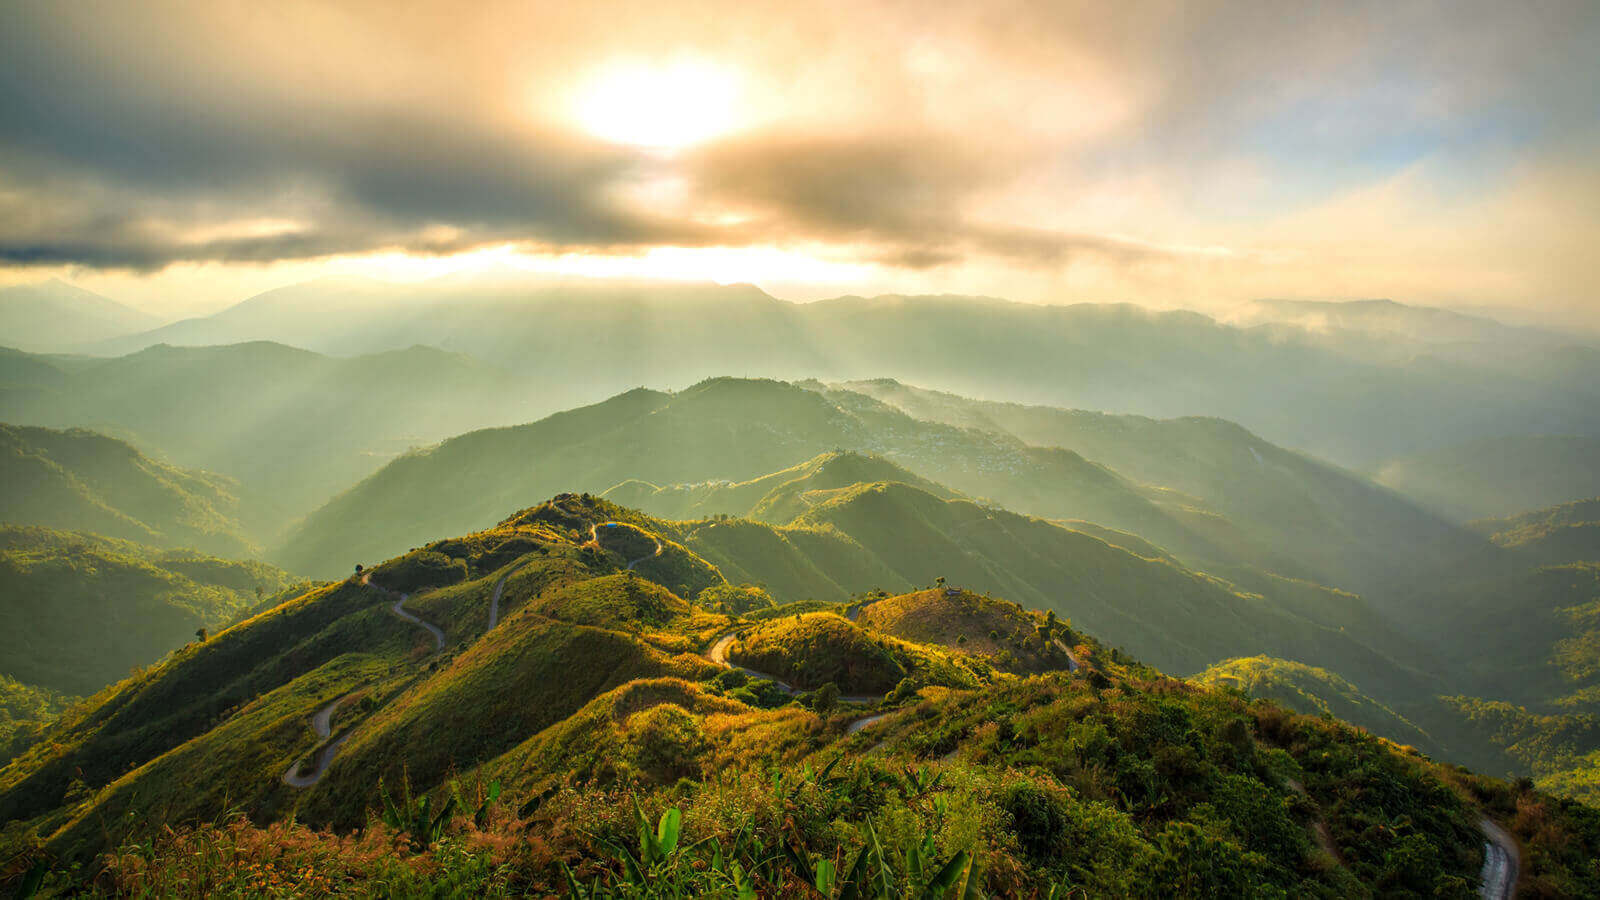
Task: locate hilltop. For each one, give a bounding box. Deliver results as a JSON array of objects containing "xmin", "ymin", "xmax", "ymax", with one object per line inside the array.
[
  {"xmin": 856, "ymin": 587, "xmax": 1079, "ymax": 674},
  {"xmin": 0, "ymin": 424, "xmax": 256, "ymax": 557},
  {"xmin": 0, "ymin": 281, "xmax": 158, "ymax": 353},
  {"xmin": 280, "ymin": 378, "xmax": 1488, "ymax": 603},
  {"xmin": 2, "ymin": 493, "xmax": 1593, "ymax": 896},
  {"xmin": 603, "ymin": 450, "xmax": 960, "ymax": 523}
]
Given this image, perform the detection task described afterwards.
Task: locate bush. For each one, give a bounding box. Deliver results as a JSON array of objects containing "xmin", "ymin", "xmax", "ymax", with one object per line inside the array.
[
  {"xmin": 1002, "ymin": 780, "xmax": 1069, "ymax": 864},
  {"xmin": 696, "ymin": 583, "xmax": 776, "ymax": 615},
  {"xmin": 625, "ymin": 705, "xmax": 707, "ymax": 784}
]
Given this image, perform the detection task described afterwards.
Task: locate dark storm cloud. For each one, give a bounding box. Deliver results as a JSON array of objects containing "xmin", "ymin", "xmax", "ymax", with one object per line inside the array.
[{"xmin": 684, "ymin": 134, "xmax": 1182, "ymax": 269}]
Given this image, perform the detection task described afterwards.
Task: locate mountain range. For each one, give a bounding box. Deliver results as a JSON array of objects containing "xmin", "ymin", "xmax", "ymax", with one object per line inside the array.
[
  {"xmin": 4, "ymin": 493, "xmax": 1595, "ymax": 896},
  {"xmin": 22, "ymin": 274, "xmax": 1595, "ymax": 471},
  {"xmin": 0, "ymin": 281, "xmax": 158, "ymax": 353},
  {"xmin": 4, "ymin": 282, "xmax": 1600, "ymax": 893}
]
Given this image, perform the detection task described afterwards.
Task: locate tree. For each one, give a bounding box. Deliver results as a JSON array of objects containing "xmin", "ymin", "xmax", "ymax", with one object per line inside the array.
[
  {"xmin": 813, "ymin": 682, "xmax": 840, "ymax": 715},
  {"xmin": 255, "ymin": 585, "xmax": 265, "ymax": 601},
  {"xmin": 194, "ymin": 627, "xmax": 207, "ymax": 643}
]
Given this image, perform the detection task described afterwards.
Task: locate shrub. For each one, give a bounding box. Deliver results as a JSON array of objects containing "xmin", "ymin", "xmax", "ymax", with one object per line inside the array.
[
  {"xmin": 625, "ymin": 706, "xmax": 707, "ymax": 783},
  {"xmin": 1002, "ymin": 779, "xmax": 1069, "ymax": 864}
]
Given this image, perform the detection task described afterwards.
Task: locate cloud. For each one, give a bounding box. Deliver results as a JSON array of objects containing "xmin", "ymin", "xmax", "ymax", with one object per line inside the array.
[{"xmin": 0, "ymin": 0, "xmax": 1595, "ymax": 325}]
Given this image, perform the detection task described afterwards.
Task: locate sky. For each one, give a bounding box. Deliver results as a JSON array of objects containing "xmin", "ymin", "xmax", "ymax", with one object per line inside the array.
[{"xmin": 0, "ymin": 0, "xmax": 1596, "ymax": 325}]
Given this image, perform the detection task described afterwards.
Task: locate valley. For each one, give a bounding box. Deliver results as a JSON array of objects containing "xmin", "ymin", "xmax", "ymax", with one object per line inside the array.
[{"xmin": 2, "ymin": 291, "xmax": 1599, "ymax": 896}]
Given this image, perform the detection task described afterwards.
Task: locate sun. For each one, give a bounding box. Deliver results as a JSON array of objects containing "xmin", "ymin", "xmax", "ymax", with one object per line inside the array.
[{"xmin": 573, "ymin": 58, "xmax": 741, "ymax": 150}]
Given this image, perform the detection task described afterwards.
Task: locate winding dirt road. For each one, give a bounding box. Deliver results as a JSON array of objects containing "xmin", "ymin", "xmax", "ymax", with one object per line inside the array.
[
  {"xmin": 282, "ymin": 574, "xmax": 450, "ymax": 789},
  {"xmin": 705, "ymin": 628, "xmax": 881, "ymax": 706},
  {"xmin": 1477, "ymin": 817, "xmax": 1520, "ymax": 900},
  {"xmin": 389, "ymin": 593, "xmax": 444, "ymax": 651},
  {"xmin": 282, "ymin": 694, "xmax": 356, "ymax": 787},
  {"xmin": 487, "ymin": 560, "xmax": 532, "ymax": 629},
  {"xmin": 1283, "ymin": 775, "xmax": 1519, "ymax": 897}
]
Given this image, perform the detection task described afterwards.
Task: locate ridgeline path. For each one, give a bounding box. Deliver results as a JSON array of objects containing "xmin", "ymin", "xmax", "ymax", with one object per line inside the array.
[
  {"xmin": 488, "ymin": 559, "xmax": 533, "ymax": 629},
  {"xmin": 1283, "ymin": 778, "xmax": 1342, "ymax": 865},
  {"xmin": 281, "ymin": 573, "xmax": 450, "ymax": 788},
  {"xmin": 1477, "ymin": 817, "xmax": 1520, "ymax": 900}
]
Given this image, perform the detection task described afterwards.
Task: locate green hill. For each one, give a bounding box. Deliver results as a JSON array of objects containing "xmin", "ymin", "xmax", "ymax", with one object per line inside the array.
[
  {"xmin": 1472, "ymin": 498, "xmax": 1600, "ymax": 566},
  {"xmin": 831, "ymin": 378, "xmax": 1493, "ymax": 597},
  {"xmin": 277, "ymin": 378, "xmax": 1231, "ymax": 579},
  {"xmin": 0, "ymin": 425, "xmax": 256, "ymax": 557},
  {"xmin": 0, "ymin": 675, "xmax": 75, "ymax": 767},
  {"xmin": 1195, "ymin": 656, "xmax": 1436, "ymax": 754},
  {"xmin": 857, "ymin": 587, "xmax": 1079, "ymax": 674},
  {"xmin": 604, "ymin": 450, "xmax": 960, "ymax": 523},
  {"xmin": 1397, "ymin": 563, "xmax": 1600, "ymax": 712},
  {"xmin": 1438, "ymin": 697, "xmax": 1600, "ymax": 806},
  {"xmin": 725, "ymin": 611, "xmax": 987, "ymax": 695},
  {"xmin": 1, "ymin": 493, "xmax": 1594, "ymax": 896},
  {"xmin": 0, "ymin": 526, "xmax": 302, "ymax": 695},
  {"xmin": 786, "ymin": 481, "xmax": 1428, "ymax": 685},
  {"xmin": 281, "ymin": 378, "xmax": 1484, "ymax": 602}
]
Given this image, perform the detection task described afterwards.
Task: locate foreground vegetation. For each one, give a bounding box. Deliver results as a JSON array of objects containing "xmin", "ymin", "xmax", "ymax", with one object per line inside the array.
[{"xmin": 0, "ymin": 494, "xmax": 1594, "ymax": 896}]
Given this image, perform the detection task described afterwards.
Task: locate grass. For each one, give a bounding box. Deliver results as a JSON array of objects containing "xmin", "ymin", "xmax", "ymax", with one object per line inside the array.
[
  {"xmin": 8, "ymin": 491, "xmax": 1600, "ymax": 896},
  {"xmin": 0, "ymin": 526, "xmax": 301, "ymax": 695},
  {"xmin": 728, "ymin": 612, "xmax": 985, "ymax": 695},
  {"xmin": 857, "ymin": 588, "xmax": 1075, "ymax": 674}
]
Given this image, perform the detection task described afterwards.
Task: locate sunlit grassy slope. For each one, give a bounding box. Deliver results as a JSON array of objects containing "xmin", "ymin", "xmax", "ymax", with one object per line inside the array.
[
  {"xmin": 4, "ymin": 493, "xmax": 1599, "ymax": 896},
  {"xmin": 1195, "ymin": 656, "xmax": 1436, "ymax": 754},
  {"xmin": 277, "ymin": 379, "xmax": 1282, "ymax": 583},
  {"xmin": 857, "ymin": 587, "xmax": 1080, "ymax": 674}
]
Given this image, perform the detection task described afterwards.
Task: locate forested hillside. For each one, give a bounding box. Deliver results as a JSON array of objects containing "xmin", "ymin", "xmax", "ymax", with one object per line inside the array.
[
  {"xmin": 0, "ymin": 526, "xmax": 303, "ymax": 695},
  {"xmin": 0, "ymin": 424, "xmax": 255, "ymax": 557}
]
